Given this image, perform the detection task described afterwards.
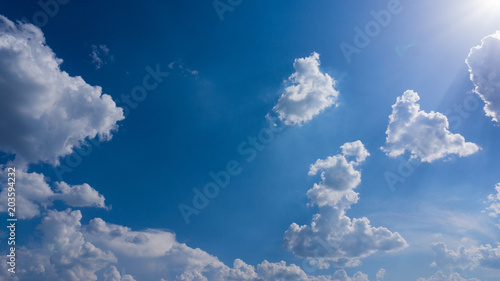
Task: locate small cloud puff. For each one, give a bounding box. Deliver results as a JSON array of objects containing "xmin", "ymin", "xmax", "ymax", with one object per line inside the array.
[{"xmin": 271, "ymin": 52, "xmax": 339, "ymax": 125}]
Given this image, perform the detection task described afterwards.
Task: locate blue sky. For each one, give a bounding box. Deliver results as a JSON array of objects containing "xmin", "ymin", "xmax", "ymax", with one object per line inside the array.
[{"xmin": 0, "ymin": 0, "xmax": 500, "ymax": 280}]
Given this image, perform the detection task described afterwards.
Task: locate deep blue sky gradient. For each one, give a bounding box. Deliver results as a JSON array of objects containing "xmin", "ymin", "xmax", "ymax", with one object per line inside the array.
[{"xmin": 1, "ymin": 0, "xmax": 500, "ymax": 279}]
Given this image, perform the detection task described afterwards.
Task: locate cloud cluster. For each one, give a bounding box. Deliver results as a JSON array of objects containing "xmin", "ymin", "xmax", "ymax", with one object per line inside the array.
[
  {"xmin": 284, "ymin": 141, "xmax": 407, "ymax": 268},
  {"xmin": 0, "ymin": 167, "xmax": 107, "ymax": 219},
  {"xmin": 10, "ymin": 209, "xmax": 376, "ymax": 281},
  {"xmin": 466, "ymin": 31, "xmax": 500, "ymax": 123},
  {"xmin": 382, "ymin": 90, "xmax": 479, "ymax": 162},
  {"xmin": 177, "ymin": 260, "xmax": 371, "ymax": 281},
  {"xmin": 271, "ymin": 52, "xmax": 339, "ymax": 125},
  {"xmin": 16, "ymin": 209, "xmax": 117, "ymax": 281},
  {"xmin": 0, "ymin": 16, "xmax": 123, "ymax": 165},
  {"xmin": 103, "ymin": 266, "xmax": 136, "ymax": 281},
  {"xmin": 417, "ymin": 271, "xmax": 480, "ymax": 281},
  {"xmin": 430, "ymin": 242, "xmax": 500, "ymax": 270}
]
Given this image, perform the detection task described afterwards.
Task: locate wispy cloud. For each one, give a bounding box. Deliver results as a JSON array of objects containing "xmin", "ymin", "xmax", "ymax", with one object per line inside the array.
[{"xmin": 90, "ymin": 44, "xmax": 114, "ymax": 69}]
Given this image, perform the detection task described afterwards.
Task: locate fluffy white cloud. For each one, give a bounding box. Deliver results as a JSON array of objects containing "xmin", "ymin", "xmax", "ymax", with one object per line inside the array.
[
  {"xmin": 306, "ymin": 141, "xmax": 368, "ymax": 208},
  {"xmin": 178, "ymin": 261, "xmax": 370, "ymax": 281},
  {"xmin": 11, "ymin": 210, "xmax": 375, "ymax": 281},
  {"xmin": 466, "ymin": 31, "xmax": 500, "ymax": 123},
  {"xmin": 0, "ymin": 15, "xmax": 124, "ymax": 165},
  {"xmin": 103, "ymin": 266, "xmax": 136, "ymax": 281},
  {"xmin": 484, "ymin": 183, "xmax": 500, "ymax": 217},
  {"xmin": 271, "ymin": 52, "xmax": 339, "ymax": 125},
  {"xmin": 284, "ymin": 141, "xmax": 407, "ymax": 268},
  {"xmin": 0, "ymin": 167, "xmax": 53, "ymax": 219},
  {"xmin": 322, "ymin": 269, "xmax": 369, "ymax": 281},
  {"xmin": 53, "ymin": 182, "xmax": 107, "ymax": 209},
  {"xmin": 382, "ymin": 90, "xmax": 479, "ymax": 162},
  {"xmin": 0, "ymin": 167, "xmax": 108, "ymax": 219},
  {"xmin": 430, "ymin": 242, "xmax": 500, "ymax": 270},
  {"xmin": 16, "ymin": 209, "xmax": 117, "ymax": 281},
  {"xmin": 417, "ymin": 271, "xmax": 480, "ymax": 281}
]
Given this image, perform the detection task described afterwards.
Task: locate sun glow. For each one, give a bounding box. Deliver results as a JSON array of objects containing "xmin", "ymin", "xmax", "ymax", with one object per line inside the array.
[{"xmin": 478, "ymin": 0, "xmax": 500, "ymax": 12}]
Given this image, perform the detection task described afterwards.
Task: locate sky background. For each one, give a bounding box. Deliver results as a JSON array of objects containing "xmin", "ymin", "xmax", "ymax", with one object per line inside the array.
[{"xmin": 0, "ymin": 0, "xmax": 500, "ymax": 280}]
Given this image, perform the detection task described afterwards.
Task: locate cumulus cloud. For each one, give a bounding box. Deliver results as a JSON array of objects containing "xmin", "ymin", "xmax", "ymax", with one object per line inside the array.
[
  {"xmin": 466, "ymin": 31, "xmax": 500, "ymax": 123},
  {"xmin": 430, "ymin": 242, "xmax": 500, "ymax": 270},
  {"xmin": 16, "ymin": 209, "xmax": 117, "ymax": 281},
  {"xmin": 11, "ymin": 210, "xmax": 374, "ymax": 281},
  {"xmin": 0, "ymin": 167, "xmax": 108, "ymax": 219},
  {"xmin": 484, "ymin": 183, "xmax": 500, "ymax": 217},
  {"xmin": 173, "ymin": 261, "xmax": 371, "ymax": 281},
  {"xmin": 381, "ymin": 90, "xmax": 479, "ymax": 162},
  {"xmin": 271, "ymin": 52, "xmax": 339, "ymax": 125},
  {"xmin": 53, "ymin": 182, "xmax": 107, "ymax": 209},
  {"xmin": 416, "ymin": 271, "xmax": 480, "ymax": 281},
  {"xmin": 306, "ymin": 140, "xmax": 368, "ymax": 208},
  {"xmin": 103, "ymin": 266, "xmax": 136, "ymax": 281},
  {"xmin": 284, "ymin": 141, "xmax": 407, "ymax": 268},
  {"xmin": 0, "ymin": 16, "xmax": 124, "ymax": 165}
]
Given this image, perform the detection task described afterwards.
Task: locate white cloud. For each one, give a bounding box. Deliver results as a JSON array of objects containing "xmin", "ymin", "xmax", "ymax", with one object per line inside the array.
[
  {"xmin": 340, "ymin": 141, "xmax": 370, "ymax": 164},
  {"xmin": 0, "ymin": 167, "xmax": 108, "ymax": 219},
  {"xmin": 178, "ymin": 261, "xmax": 371, "ymax": 281},
  {"xmin": 16, "ymin": 209, "xmax": 117, "ymax": 281},
  {"xmin": 0, "ymin": 16, "xmax": 124, "ymax": 165},
  {"xmin": 416, "ymin": 271, "xmax": 480, "ymax": 281},
  {"xmin": 466, "ymin": 31, "xmax": 500, "ymax": 123},
  {"xmin": 85, "ymin": 217, "xmax": 178, "ymax": 258},
  {"xmin": 103, "ymin": 266, "xmax": 136, "ymax": 281},
  {"xmin": 430, "ymin": 242, "xmax": 500, "ymax": 270},
  {"xmin": 271, "ymin": 52, "xmax": 339, "ymax": 125},
  {"xmin": 0, "ymin": 167, "xmax": 53, "ymax": 219},
  {"xmin": 256, "ymin": 261, "xmax": 307, "ymax": 281},
  {"xmin": 381, "ymin": 90, "xmax": 479, "ymax": 162},
  {"xmin": 12, "ymin": 210, "xmax": 374, "ymax": 281},
  {"xmin": 318, "ymin": 269, "xmax": 369, "ymax": 281},
  {"xmin": 284, "ymin": 141, "xmax": 407, "ymax": 268},
  {"xmin": 376, "ymin": 268, "xmax": 385, "ymax": 281},
  {"xmin": 306, "ymin": 141, "xmax": 368, "ymax": 208},
  {"xmin": 53, "ymin": 182, "xmax": 107, "ymax": 209},
  {"xmin": 484, "ymin": 183, "xmax": 500, "ymax": 217}
]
